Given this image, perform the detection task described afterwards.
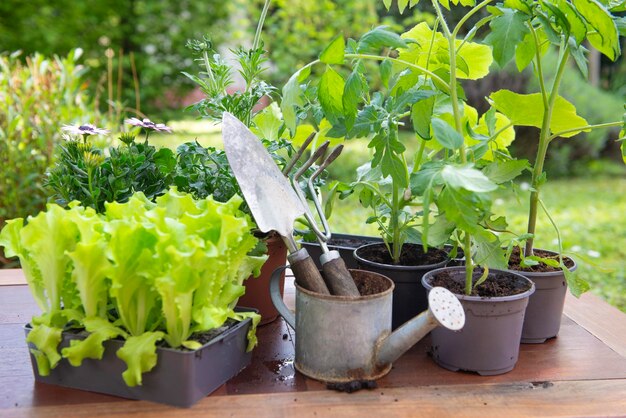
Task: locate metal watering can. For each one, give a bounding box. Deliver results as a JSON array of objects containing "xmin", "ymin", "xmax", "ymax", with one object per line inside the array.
[{"xmin": 270, "ymin": 266, "xmax": 465, "ymax": 383}]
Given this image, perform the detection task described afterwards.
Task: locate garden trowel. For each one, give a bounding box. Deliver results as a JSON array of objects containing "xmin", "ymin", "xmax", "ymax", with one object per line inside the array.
[{"xmin": 222, "ymin": 112, "xmax": 358, "ymax": 297}]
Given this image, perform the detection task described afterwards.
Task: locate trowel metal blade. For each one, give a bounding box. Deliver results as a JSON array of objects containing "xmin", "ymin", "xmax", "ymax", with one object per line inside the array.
[{"xmin": 221, "ymin": 112, "xmax": 306, "ymax": 238}]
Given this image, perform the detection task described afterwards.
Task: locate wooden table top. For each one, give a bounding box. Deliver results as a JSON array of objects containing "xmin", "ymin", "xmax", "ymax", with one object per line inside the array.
[{"xmin": 1, "ymin": 268, "xmax": 626, "ymax": 417}]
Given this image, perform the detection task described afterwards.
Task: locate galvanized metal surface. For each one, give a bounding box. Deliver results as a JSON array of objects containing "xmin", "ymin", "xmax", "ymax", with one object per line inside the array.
[{"xmin": 270, "ymin": 268, "xmax": 465, "ymax": 383}]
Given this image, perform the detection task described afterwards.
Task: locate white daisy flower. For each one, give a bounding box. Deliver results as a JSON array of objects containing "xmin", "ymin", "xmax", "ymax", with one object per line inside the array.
[{"xmin": 61, "ymin": 124, "xmax": 110, "ymax": 136}]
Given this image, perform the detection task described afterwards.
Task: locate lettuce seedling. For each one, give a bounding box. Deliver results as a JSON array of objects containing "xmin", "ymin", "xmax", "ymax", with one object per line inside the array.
[{"xmin": 0, "ymin": 188, "xmax": 266, "ymax": 386}]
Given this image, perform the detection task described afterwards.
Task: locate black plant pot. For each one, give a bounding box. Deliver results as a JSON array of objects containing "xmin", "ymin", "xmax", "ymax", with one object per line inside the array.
[
  {"xmin": 353, "ymin": 242, "xmax": 449, "ymax": 329},
  {"xmin": 509, "ymin": 249, "xmax": 578, "ymax": 344},
  {"xmin": 25, "ymin": 309, "xmax": 256, "ymax": 407},
  {"xmin": 299, "ymin": 233, "xmax": 383, "ymax": 270},
  {"xmin": 422, "ymin": 267, "xmax": 535, "ymax": 375}
]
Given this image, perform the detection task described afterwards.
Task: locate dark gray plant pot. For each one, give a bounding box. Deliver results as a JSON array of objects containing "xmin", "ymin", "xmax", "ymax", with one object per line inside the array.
[
  {"xmin": 354, "ymin": 243, "xmax": 449, "ymax": 329},
  {"xmin": 510, "ymin": 250, "xmax": 578, "ymax": 344},
  {"xmin": 24, "ymin": 309, "xmax": 255, "ymax": 408},
  {"xmin": 422, "ymin": 267, "xmax": 535, "ymax": 375},
  {"xmin": 299, "ymin": 233, "xmax": 383, "ymax": 270}
]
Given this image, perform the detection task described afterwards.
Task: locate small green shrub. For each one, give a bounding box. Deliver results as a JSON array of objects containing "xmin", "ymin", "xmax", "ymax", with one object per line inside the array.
[{"xmin": 0, "ymin": 49, "xmax": 104, "ymax": 226}]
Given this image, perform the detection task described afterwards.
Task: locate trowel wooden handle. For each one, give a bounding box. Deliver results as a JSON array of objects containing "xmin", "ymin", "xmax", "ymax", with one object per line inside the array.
[
  {"xmin": 289, "ymin": 251, "xmax": 330, "ymax": 295},
  {"xmin": 322, "ymin": 257, "xmax": 361, "ymax": 297}
]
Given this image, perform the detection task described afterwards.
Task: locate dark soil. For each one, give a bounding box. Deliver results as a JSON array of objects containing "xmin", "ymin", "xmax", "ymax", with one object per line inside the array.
[
  {"xmin": 358, "ymin": 243, "xmax": 448, "ymax": 267},
  {"xmin": 182, "ymin": 319, "xmax": 238, "ymax": 348},
  {"xmin": 508, "ymin": 247, "xmax": 575, "ymax": 272},
  {"xmin": 327, "ymin": 380, "xmax": 377, "ymax": 393},
  {"xmin": 430, "ymin": 268, "xmax": 532, "ymax": 297},
  {"xmin": 352, "ymin": 272, "xmax": 391, "ymax": 296},
  {"xmin": 327, "ymin": 238, "xmax": 379, "ymax": 249}
]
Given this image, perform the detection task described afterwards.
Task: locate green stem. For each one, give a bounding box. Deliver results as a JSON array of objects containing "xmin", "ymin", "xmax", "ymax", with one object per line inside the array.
[
  {"xmin": 452, "ymin": 0, "xmax": 493, "ymax": 40},
  {"xmin": 412, "ymin": 138, "xmax": 427, "ymax": 173},
  {"xmin": 87, "ymin": 167, "xmax": 96, "ymax": 209},
  {"xmin": 345, "ymin": 54, "xmax": 450, "ymax": 92},
  {"xmin": 299, "ymin": 55, "xmax": 450, "ymax": 93},
  {"xmin": 391, "ymin": 180, "xmax": 401, "ymax": 263},
  {"xmin": 525, "ymin": 45, "xmax": 571, "ymax": 256},
  {"xmin": 433, "ymin": 0, "xmax": 472, "ymax": 294},
  {"xmin": 548, "ymin": 121, "xmax": 624, "ymax": 141},
  {"xmin": 464, "ymin": 232, "xmax": 474, "ymax": 294},
  {"xmin": 202, "ymin": 50, "xmax": 216, "ymax": 91},
  {"xmin": 538, "ymin": 198, "xmax": 564, "ymax": 266},
  {"xmin": 529, "ymin": 24, "xmax": 549, "ymax": 108},
  {"xmin": 253, "ymin": 0, "xmax": 271, "ymax": 51}
]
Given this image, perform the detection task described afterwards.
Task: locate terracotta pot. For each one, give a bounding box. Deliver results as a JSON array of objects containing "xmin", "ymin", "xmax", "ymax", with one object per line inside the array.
[
  {"xmin": 238, "ymin": 235, "xmax": 287, "ymax": 325},
  {"xmin": 508, "ymin": 249, "xmax": 578, "ymax": 344},
  {"xmin": 353, "ymin": 243, "xmax": 449, "ymax": 329},
  {"xmin": 422, "ymin": 267, "xmax": 535, "ymax": 375}
]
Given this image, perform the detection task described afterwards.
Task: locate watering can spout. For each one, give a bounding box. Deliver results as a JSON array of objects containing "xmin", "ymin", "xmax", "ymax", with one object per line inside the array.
[{"xmin": 376, "ymin": 287, "xmax": 465, "ymax": 366}]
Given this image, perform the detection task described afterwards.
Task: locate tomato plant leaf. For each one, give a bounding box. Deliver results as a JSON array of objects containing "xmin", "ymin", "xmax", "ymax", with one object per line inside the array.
[
  {"xmin": 343, "ymin": 71, "xmax": 364, "ymax": 131},
  {"xmin": 318, "ymin": 66, "xmax": 345, "ymax": 125},
  {"xmin": 484, "ymin": 7, "xmax": 530, "ymax": 67},
  {"xmin": 357, "ymin": 26, "xmax": 408, "ymax": 53},
  {"xmin": 431, "ymin": 117, "xmax": 464, "ymax": 149},
  {"xmin": 320, "ymin": 35, "xmax": 346, "ymax": 65},
  {"xmin": 281, "ymin": 71, "xmax": 306, "ymax": 136},
  {"xmin": 411, "ymin": 95, "xmax": 436, "ymax": 140},
  {"xmin": 441, "ymin": 165, "xmax": 498, "ymax": 193},
  {"xmin": 483, "ymin": 160, "xmax": 530, "ymax": 184},
  {"xmin": 380, "ymin": 59, "xmax": 392, "ymax": 88},
  {"xmin": 572, "ymin": 0, "xmax": 621, "ymax": 60},
  {"xmin": 489, "ymin": 90, "xmax": 589, "ymax": 138}
]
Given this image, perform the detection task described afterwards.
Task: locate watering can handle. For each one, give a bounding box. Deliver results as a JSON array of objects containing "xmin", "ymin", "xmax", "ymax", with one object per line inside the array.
[{"xmin": 269, "ymin": 266, "xmax": 296, "ymax": 328}]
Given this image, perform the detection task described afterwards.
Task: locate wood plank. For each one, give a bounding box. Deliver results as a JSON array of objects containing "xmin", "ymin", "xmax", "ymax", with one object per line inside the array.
[
  {"xmin": 0, "ymin": 286, "xmax": 41, "ymax": 324},
  {"xmin": 0, "ymin": 269, "xmax": 26, "ymax": 286},
  {"xmin": 3, "ymin": 379, "xmax": 625, "ymax": 418},
  {"xmin": 564, "ymin": 292, "xmax": 626, "ymax": 358}
]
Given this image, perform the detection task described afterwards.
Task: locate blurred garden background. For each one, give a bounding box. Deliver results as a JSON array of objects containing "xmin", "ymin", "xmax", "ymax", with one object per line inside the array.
[{"xmin": 1, "ymin": 0, "xmax": 625, "ymax": 309}]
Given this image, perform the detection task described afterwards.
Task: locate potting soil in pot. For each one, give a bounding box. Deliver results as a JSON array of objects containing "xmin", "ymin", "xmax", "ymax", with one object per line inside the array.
[
  {"xmin": 357, "ymin": 243, "xmax": 448, "ymax": 266},
  {"xmin": 429, "ymin": 268, "xmax": 533, "ymax": 297},
  {"xmin": 507, "ymin": 247, "xmax": 575, "ymax": 272}
]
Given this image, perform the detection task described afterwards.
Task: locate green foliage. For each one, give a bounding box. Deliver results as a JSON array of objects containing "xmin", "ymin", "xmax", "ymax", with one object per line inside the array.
[
  {"xmin": 173, "ymin": 136, "xmax": 297, "ymax": 212},
  {"xmin": 0, "ymin": 0, "xmax": 230, "ymax": 114},
  {"xmin": 184, "ymin": 36, "xmax": 276, "ymax": 126},
  {"xmin": 0, "ymin": 188, "xmax": 266, "ymax": 386},
  {"xmin": 46, "ymin": 136, "xmax": 176, "ymax": 213},
  {"xmin": 0, "ymin": 50, "xmax": 104, "ymax": 229},
  {"xmin": 244, "ymin": 0, "xmax": 380, "ymax": 86}
]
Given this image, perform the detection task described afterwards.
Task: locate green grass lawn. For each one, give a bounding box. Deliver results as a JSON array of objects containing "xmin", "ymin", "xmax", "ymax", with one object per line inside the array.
[{"xmin": 153, "ymin": 122, "xmax": 626, "ymax": 312}]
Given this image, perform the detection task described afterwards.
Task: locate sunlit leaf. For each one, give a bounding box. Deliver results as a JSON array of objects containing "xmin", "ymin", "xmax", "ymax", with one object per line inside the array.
[
  {"xmin": 400, "ymin": 23, "xmax": 493, "ymax": 80},
  {"xmin": 572, "ymin": 0, "xmax": 621, "ymax": 60},
  {"xmin": 318, "ymin": 66, "xmax": 345, "ymax": 125},
  {"xmin": 320, "ymin": 35, "xmax": 346, "ymax": 65},
  {"xmin": 489, "ymin": 90, "xmax": 589, "ymax": 138}
]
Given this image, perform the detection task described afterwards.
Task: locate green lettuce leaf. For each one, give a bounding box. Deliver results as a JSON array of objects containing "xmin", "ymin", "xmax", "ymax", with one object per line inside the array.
[
  {"xmin": 61, "ymin": 317, "xmax": 127, "ymax": 366},
  {"xmin": 116, "ymin": 331, "xmax": 165, "ymax": 387}
]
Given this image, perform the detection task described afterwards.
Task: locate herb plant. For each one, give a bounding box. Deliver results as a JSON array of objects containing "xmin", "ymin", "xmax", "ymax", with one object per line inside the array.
[
  {"xmin": 0, "ymin": 188, "xmax": 266, "ymax": 386},
  {"xmin": 183, "ymin": 0, "xmax": 275, "ymax": 127}
]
